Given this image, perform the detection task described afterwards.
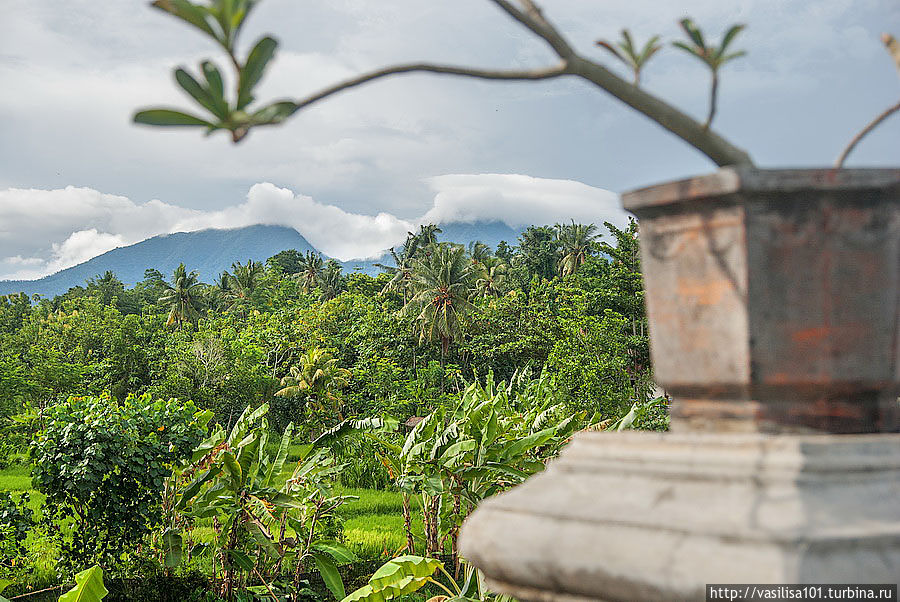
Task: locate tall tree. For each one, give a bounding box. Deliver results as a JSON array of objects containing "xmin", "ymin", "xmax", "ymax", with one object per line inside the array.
[
  {"xmin": 228, "ymin": 259, "xmax": 264, "ymax": 301},
  {"xmin": 467, "ymin": 241, "xmax": 493, "ymax": 266},
  {"xmin": 86, "ymin": 271, "xmax": 126, "ymax": 306},
  {"xmin": 159, "ymin": 263, "xmax": 204, "ymax": 329},
  {"xmin": 556, "ymin": 221, "xmax": 600, "ymax": 276},
  {"xmin": 317, "ymin": 259, "xmax": 345, "ymax": 301},
  {"xmin": 414, "ymin": 224, "xmax": 442, "ymax": 247},
  {"xmin": 275, "ymin": 347, "xmax": 351, "ymax": 423},
  {"xmin": 295, "ymin": 251, "xmax": 324, "ymax": 293},
  {"xmin": 402, "ymin": 243, "xmax": 478, "ymax": 361},
  {"xmin": 475, "ymin": 256, "xmax": 508, "ymax": 298},
  {"xmin": 516, "ymin": 226, "xmax": 560, "ymax": 282},
  {"xmin": 267, "ymin": 249, "xmax": 304, "ymax": 275},
  {"xmin": 376, "ymin": 230, "xmax": 428, "ymax": 301}
]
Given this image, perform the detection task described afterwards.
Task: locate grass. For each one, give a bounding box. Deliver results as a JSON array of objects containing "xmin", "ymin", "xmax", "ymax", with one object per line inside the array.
[
  {"xmin": 0, "ymin": 463, "xmax": 32, "ymax": 491},
  {"xmin": 0, "ymin": 463, "xmax": 419, "ymax": 578}
]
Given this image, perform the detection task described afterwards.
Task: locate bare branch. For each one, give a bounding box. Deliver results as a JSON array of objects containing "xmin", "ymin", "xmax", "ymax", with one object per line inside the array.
[
  {"xmin": 884, "ymin": 33, "xmax": 900, "ymax": 75},
  {"xmin": 568, "ymin": 56, "xmax": 754, "ymax": 166},
  {"xmin": 706, "ymin": 71, "xmax": 719, "ymax": 129},
  {"xmin": 835, "ymin": 33, "xmax": 900, "ymax": 167},
  {"xmin": 834, "ymin": 99, "xmax": 900, "ymax": 168},
  {"xmin": 487, "ymin": 0, "xmax": 575, "ymax": 58},
  {"xmin": 292, "ymin": 62, "xmax": 571, "ymax": 112}
]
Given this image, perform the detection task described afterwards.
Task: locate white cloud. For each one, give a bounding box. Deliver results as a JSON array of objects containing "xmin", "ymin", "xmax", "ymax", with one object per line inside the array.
[
  {"xmin": 422, "ymin": 174, "xmax": 626, "ymax": 229},
  {"xmin": 46, "ymin": 229, "xmax": 126, "ymax": 275},
  {"xmin": 0, "ymin": 174, "xmax": 625, "ymax": 279}
]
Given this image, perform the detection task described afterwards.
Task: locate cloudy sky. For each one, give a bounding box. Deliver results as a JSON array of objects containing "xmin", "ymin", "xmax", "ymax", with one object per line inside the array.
[{"xmin": 1, "ymin": 0, "xmax": 898, "ymax": 280}]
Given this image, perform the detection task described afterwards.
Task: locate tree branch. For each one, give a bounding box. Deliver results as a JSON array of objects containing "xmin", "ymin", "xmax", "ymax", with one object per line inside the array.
[
  {"xmin": 567, "ymin": 56, "xmax": 754, "ymax": 166},
  {"xmin": 834, "ymin": 98, "xmax": 900, "ymax": 168},
  {"xmin": 487, "ymin": 0, "xmax": 575, "ymax": 58},
  {"xmin": 292, "ymin": 62, "xmax": 571, "ymax": 112}
]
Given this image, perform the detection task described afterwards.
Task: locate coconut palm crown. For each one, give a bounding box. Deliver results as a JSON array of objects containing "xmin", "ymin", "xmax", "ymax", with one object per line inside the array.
[{"xmin": 401, "ymin": 243, "xmax": 478, "ymax": 357}]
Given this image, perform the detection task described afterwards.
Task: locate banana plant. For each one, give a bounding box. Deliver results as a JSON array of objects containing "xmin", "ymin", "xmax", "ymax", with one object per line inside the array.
[
  {"xmin": 134, "ymin": 0, "xmax": 298, "ymax": 141},
  {"xmin": 57, "ymin": 566, "xmax": 108, "ymax": 602},
  {"xmin": 673, "ymin": 19, "xmax": 747, "ymax": 128},
  {"xmin": 341, "ymin": 556, "xmax": 478, "ymax": 602},
  {"xmin": 595, "ymin": 30, "xmax": 662, "ymax": 86},
  {"xmin": 368, "ymin": 371, "xmax": 586, "ymax": 562},
  {"xmin": 170, "ymin": 403, "xmax": 357, "ymax": 601}
]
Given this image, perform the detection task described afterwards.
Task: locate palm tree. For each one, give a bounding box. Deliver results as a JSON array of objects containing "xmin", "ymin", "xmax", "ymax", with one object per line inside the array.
[
  {"xmin": 475, "ymin": 256, "xmax": 508, "ymax": 298},
  {"xmin": 159, "ymin": 263, "xmax": 204, "ymax": 328},
  {"xmin": 204, "ymin": 271, "xmax": 232, "ymax": 311},
  {"xmin": 415, "ymin": 223, "xmax": 442, "ymax": 246},
  {"xmin": 228, "ymin": 259, "xmax": 264, "ymax": 301},
  {"xmin": 467, "ymin": 241, "xmax": 492, "ymax": 266},
  {"xmin": 275, "ymin": 347, "xmax": 351, "ymax": 422},
  {"xmin": 556, "ymin": 221, "xmax": 600, "ymax": 277},
  {"xmin": 375, "ymin": 230, "xmax": 427, "ymax": 300},
  {"xmin": 596, "ymin": 29, "xmax": 662, "ymax": 86},
  {"xmin": 317, "ymin": 259, "xmax": 344, "ymax": 301},
  {"xmin": 402, "ymin": 243, "xmax": 478, "ymax": 361},
  {"xmin": 295, "ymin": 251, "xmax": 323, "ymax": 293}
]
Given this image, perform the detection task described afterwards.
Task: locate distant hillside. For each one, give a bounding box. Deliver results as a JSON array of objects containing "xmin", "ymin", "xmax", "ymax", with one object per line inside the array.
[
  {"xmin": 0, "ymin": 221, "xmax": 528, "ymax": 298},
  {"xmin": 0, "ymin": 225, "xmax": 318, "ymax": 298},
  {"xmin": 436, "ymin": 221, "xmax": 521, "ymax": 250}
]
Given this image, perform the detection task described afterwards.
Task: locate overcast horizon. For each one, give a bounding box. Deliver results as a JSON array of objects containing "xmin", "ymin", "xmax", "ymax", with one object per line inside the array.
[{"xmin": 2, "ymin": 0, "xmax": 899, "ymax": 280}]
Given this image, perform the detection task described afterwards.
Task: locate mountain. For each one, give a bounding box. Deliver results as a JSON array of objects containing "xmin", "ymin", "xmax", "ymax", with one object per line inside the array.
[
  {"xmin": 0, "ymin": 225, "xmax": 318, "ymax": 298},
  {"xmin": 0, "ymin": 221, "xmax": 527, "ymax": 298},
  {"xmin": 436, "ymin": 220, "xmax": 521, "ymax": 250}
]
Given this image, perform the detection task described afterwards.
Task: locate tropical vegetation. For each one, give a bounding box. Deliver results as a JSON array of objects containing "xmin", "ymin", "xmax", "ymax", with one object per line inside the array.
[{"xmin": 0, "ymin": 220, "xmax": 667, "ymax": 601}]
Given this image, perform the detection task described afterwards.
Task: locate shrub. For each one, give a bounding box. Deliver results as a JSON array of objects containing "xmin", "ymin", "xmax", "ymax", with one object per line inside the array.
[{"xmin": 30, "ymin": 393, "xmax": 207, "ymax": 571}]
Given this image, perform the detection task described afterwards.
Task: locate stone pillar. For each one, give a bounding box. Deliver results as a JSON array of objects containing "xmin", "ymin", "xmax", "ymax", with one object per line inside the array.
[
  {"xmin": 458, "ymin": 169, "xmax": 900, "ymax": 600},
  {"xmin": 460, "ymin": 432, "xmax": 900, "ymax": 601}
]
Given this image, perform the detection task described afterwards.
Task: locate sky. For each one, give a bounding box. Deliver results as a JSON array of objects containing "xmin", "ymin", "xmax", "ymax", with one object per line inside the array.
[{"xmin": 1, "ymin": 0, "xmax": 898, "ymax": 280}]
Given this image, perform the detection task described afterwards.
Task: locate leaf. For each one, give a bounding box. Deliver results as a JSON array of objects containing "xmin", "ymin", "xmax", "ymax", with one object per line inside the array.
[
  {"xmin": 151, "ymin": 0, "xmax": 218, "ymax": 40},
  {"xmin": 162, "ymin": 529, "xmax": 183, "ymax": 568},
  {"xmin": 341, "ymin": 584, "xmax": 377, "ymax": 602},
  {"xmin": 59, "ymin": 565, "xmax": 108, "ymax": 602},
  {"xmin": 615, "ymin": 404, "xmax": 639, "ymax": 431},
  {"xmin": 718, "ymin": 24, "xmax": 746, "ymax": 57},
  {"xmin": 264, "ymin": 421, "xmax": 294, "ymax": 486},
  {"xmin": 237, "ymin": 36, "xmax": 278, "ymax": 109},
  {"xmin": 0, "ymin": 579, "xmax": 12, "ymax": 595},
  {"xmin": 368, "ymin": 556, "xmax": 443, "ymax": 598},
  {"xmin": 678, "ymin": 18, "xmax": 705, "ymax": 49},
  {"xmin": 177, "ymin": 467, "xmax": 220, "ymax": 510},
  {"xmin": 247, "ymin": 521, "xmax": 278, "ymax": 557},
  {"xmin": 251, "ymin": 101, "xmax": 299, "ymax": 125},
  {"xmin": 313, "ymin": 551, "xmax": 345, "ymax": 600},
  {"xmin": 226, "ymin": 549, "xmax": 254, "ymax": 572},
  {"xmin": 671, "ymin": 41, "xmax": 702, "ymax": 58},
  {"xmin": 222, "ymin": 451, "xmax": 242, "ymax": 486},
  {"xmin": 498, "ymin": 426, "xmax": 556, "ymax": 462},
  {"xmin": 439, "ymin": 439, "xmax": 476, "ymax": 467},
  {"xmin": 133, "ymin": 109, "xmax": 215, "ymax": 127},
  {"xmin": 312, "ymin": 540, "xmax": 358, "ymax": 564},
  {"xmin": 201, "ymin": 61, "xmax": 228, "ymax": 114},
  {"xmin": 175, "ymin": 67, "xmax": 227, "ymax": 119},
  {"xmin": 595, "ymin": 40, "xmax": 624, "ymax": 62},
  {"xmin": 227, "ymin": 403, "xmax": 268, "ymax": 447}
]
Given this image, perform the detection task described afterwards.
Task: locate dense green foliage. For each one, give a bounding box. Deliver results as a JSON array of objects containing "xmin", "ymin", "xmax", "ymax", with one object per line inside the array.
[
  {"xmin": 0, "ymin": 220, "xmax": 664, "ymax": 601},
  {"xmin": 31, "ymin": 394, "xmax": 206, "ymax": 569}
]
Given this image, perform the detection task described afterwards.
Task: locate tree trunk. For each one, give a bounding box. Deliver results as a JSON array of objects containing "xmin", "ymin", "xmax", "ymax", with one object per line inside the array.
[
  {"xmin": 222, "ymin": 515, "xmax": 242, "ymax": 602},
  {"xmin": 402, "ymin": 494, "xmax": 415, "ymax": 554}
]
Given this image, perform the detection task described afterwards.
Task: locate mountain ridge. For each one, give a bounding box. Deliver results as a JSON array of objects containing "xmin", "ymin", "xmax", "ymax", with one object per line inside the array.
[{"xmin": 0, "ymin": 221, "xmax": 524, "ymax": 298}]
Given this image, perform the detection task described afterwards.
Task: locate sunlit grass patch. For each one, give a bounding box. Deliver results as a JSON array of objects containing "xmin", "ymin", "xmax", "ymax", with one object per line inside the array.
[{"xmin": 0, "ymin": 464, "xmax": 33, "ymax": 491}]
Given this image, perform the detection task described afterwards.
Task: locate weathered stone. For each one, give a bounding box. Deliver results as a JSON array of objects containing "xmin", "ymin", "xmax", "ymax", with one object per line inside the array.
[
  {"xmin": 459, "ymin": 431, "xmax": 900, "ymax": 601},
  {"xmin": 622, "ymin": 168, "xmax": 900, "ymax": 433}
]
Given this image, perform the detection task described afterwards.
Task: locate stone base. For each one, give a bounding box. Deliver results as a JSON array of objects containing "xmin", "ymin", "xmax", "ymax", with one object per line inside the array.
[{"xmin": 458, "ymin": 432, "xmax": 900, "ymax": 601}]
